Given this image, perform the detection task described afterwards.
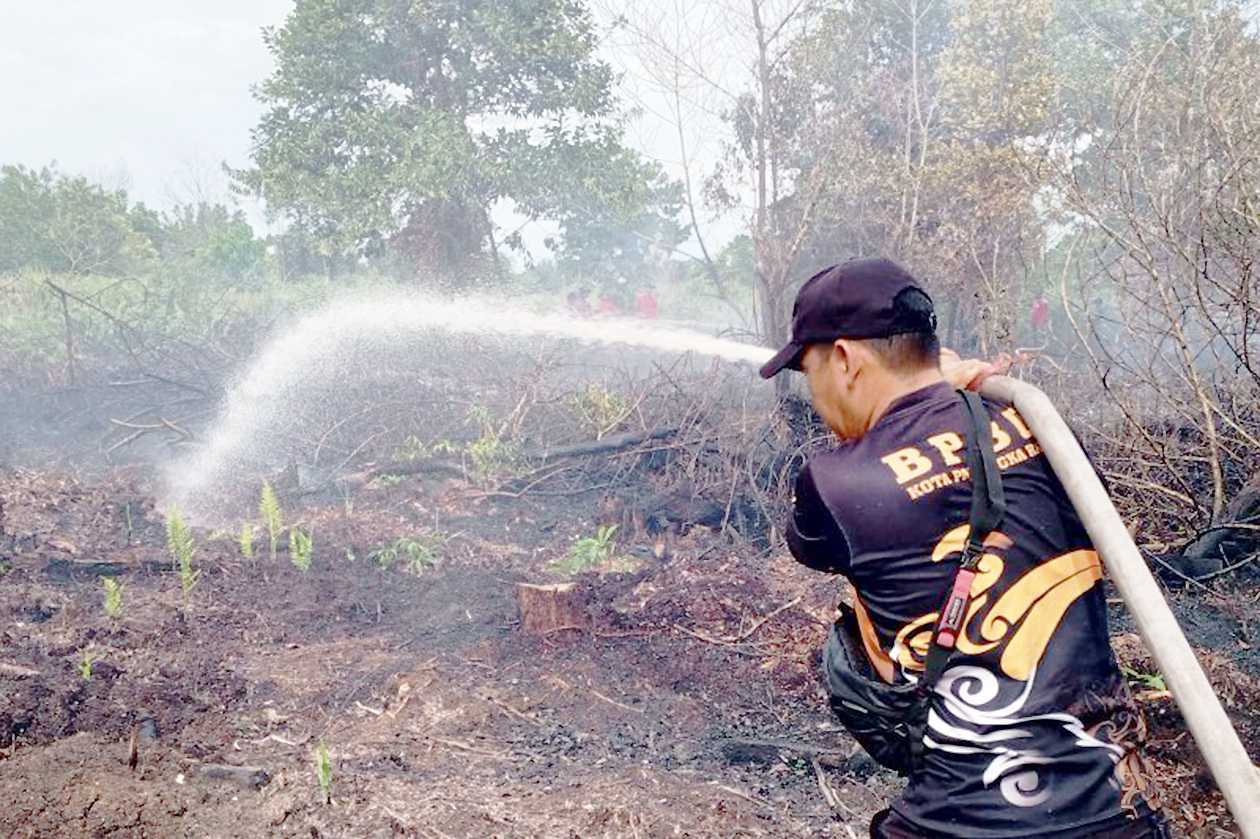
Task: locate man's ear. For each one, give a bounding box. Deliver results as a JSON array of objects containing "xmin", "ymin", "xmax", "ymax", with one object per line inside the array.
[{"xmin": 831, "ymin": 339, "xmax": 856, "ymax": 387}]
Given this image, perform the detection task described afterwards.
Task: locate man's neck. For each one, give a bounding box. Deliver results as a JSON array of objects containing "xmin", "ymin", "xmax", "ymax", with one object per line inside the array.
[{"xmin": 864, "ymin": 368, "xmax": 947, "ymax": 432}]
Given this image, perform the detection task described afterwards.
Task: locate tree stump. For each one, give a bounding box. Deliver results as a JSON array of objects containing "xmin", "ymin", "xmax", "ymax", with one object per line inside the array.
[{"xmin": 516, "ymin": 582, "xmax": 589, "ymax": 635}]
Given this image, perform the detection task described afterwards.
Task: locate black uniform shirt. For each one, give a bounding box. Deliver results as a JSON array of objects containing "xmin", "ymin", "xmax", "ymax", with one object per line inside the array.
[{"xmin": 789, "ymin": 382, "xmax": 1158, "ymax": 837}]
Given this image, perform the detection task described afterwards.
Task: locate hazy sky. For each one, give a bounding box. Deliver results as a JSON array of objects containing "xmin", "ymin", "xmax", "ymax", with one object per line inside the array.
[
  {"xmin": 1, "ymin": 2, "xmax": 291, "ymax": 211},
  {"xmin": 0, "ymin": 1, "xmax": 747, "ymax": 256}
]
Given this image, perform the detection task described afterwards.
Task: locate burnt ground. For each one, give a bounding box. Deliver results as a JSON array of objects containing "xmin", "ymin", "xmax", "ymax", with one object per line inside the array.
[{"xmin": 1, "ymin": 467, "xmax": 1258, "ymax": 838}]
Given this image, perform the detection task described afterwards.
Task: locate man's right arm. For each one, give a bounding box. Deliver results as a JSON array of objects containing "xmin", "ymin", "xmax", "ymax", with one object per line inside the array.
[{"xmin": 786, "ymin": 463, "xmax": 852, "ymax": 575}]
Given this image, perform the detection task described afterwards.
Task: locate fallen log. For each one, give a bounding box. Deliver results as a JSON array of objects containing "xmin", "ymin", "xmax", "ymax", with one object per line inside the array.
[
  {"xmin": 335, "ymin": 426, "xmax": 679, "ymax": 490},
  {"xmin": 338, "ymin": 456, "xmax": 465, "ymax": 489},
  {"xmin": 522, "ymin": 427, "xmax": 678, "ymax": 461},
  {"xmin": 1180, "ymin": 470, "xmax": 1260, "ymax": 576}
]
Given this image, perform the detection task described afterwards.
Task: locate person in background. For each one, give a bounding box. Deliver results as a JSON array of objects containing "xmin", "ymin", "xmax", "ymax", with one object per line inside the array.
[
  {"xmin": 597, "ymin": 291, "xmax": 621, "ymax": 316},
  {"xmin": 635, "ymin": 284, "xmax": 659, "ymax": 319},
  {"xmin": 566, "ymin": 287, "xmax": 592, "ymax": 317},
  {"xmin": 1030, "ymin": 295, "xmax": 1051, "ymax": 334},
  {"xmin": 760, "ymin": 258, "xmax": 1167, "ymax": 838}
]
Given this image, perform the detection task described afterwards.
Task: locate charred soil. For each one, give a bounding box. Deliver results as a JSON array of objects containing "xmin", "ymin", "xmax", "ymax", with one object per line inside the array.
[{"xmin": 1, "ymin": 468, "xmax": 1257, "ymax": 837}]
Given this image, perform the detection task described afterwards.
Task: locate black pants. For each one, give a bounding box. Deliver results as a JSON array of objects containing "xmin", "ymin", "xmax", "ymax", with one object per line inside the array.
[{"xmin": 870, "ymin": 808, "xmax": 1173, "ymax": 839}]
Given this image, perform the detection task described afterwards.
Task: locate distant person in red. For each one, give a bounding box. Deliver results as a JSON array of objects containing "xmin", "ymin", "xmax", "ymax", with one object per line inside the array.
[
  {"xmin": 1030, "ymin": 295, "xmax": 1050, "ymax": 333},
  {"xmin": 634, "ymin": 284, "xmax": 659, "ymax": 319},
  {"xmin": 597, "ymin": 292, "xmax": 620, "ymax": 316}
]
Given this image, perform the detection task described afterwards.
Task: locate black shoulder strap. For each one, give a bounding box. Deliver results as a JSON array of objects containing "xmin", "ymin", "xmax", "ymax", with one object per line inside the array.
[
  {"xmin": 919, "ymin": 390, "xmax": 1007, "ymax": 688},
  {"xmin": 960, "ymin": 390, "xmax": 1007, "ymax": 540}
]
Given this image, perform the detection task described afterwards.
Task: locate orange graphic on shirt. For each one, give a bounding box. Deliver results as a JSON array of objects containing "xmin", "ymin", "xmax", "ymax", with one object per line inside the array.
[{"xmin": 882, "ymin": 525, "xmax": 1102, "ymax": 680}]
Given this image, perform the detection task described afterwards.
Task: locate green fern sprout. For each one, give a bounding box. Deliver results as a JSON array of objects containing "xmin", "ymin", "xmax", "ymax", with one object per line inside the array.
[
  {"xmin": 101, "ymin": 576, "xmax": 124, "ymax": 620},
  {"xmin": 314, "ymin": 740, "xmax": 333, "ymax": 804},
  {"xmin": 166, "ymin": 507, "xmax": 191, "ymax": 568},
  {"xmin": 78, "ymin": 647, "xmax": 99, "ymax": 680},
  {"xmin": 259, "ymin": 482, "xmax": 282, "ymax": 562},
  {"xmin": 290, "ymin": 528, "xmax": 313, "ymax": 572},
  {"xmin": 166, "ymin": 507, "xmax": 200, "ymax": 602},
  {"xmin": 239, "ymin": 522, "xmax": 254, "ymax": 560}
]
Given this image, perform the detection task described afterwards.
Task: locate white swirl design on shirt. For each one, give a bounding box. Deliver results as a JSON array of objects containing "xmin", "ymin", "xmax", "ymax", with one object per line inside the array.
[{"xmin": 924, "ymin": 663, "xmax": 1123, "ymax": 808}]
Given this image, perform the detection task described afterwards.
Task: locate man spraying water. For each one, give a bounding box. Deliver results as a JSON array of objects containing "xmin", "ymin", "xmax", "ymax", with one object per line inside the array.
[{"xmin": 760, "ymin": 258, "xmax": 1169, "ymax": 838}]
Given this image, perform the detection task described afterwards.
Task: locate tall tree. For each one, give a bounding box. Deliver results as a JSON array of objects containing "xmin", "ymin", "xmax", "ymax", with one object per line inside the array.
[
  {"xmin": 778, "ymin": 0, "xmax": 1062, "ymax": 351},
  {"xmin": 236, "ymin": 0, "xmax": 674, "ymax": 285}
]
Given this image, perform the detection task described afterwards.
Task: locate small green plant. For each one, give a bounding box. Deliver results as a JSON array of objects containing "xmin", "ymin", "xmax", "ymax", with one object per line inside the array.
[
  {"xmin": 369, "ymin": 535, "xmax": 442, "ymax": 575},
  {"xmin": 239, "ymin": 522, "xmax": 254, "ymax": 560},
  {"xmin": 259, "ymin": 481, "xmax": 282, "ymax": 561},
  {"xmin": 314, "ymin": 740, "xmax": 333, "ymax": 804},
  {"xmin": 570, "ymin": 384, "xmax": 630, "ymax": 438},
  {"xmin": 166, "ymin": 507, "xmax": 200, "ymax": 602},
  {"xmin": 465, "ymin": 405, "xmax": 521, "ymax": 483},
  {"xmin": 549, "ymin": 524, "xmax": 619, "ymax": 576},
  {"xmin": 101, "ymin": 576, "xmax": 124, "ymax": 619},
  {"xmin": 1120, "ymin": 665, "xmax": 1167, "ymax": 692},
  {"xmin": 430, "ymin": 438, "xmax": 460, "ymax": 456},
  {"xmin": 373, "ymin": 473, "xmax": 405, "ymax": 488},
  {"xmin": 78, "ymin": 647, "xmax": 100, "ymax": 680},
  {"xmin": 166, "ymin": 507, "xmax": 192, "ymax": 568},
  {"xmin": 290, "ymin": 527, "xmax": 313, "ymax": 572},
  {"xmin": 395, "ymin": 434, "xmax": 428, "ymax": 461}
]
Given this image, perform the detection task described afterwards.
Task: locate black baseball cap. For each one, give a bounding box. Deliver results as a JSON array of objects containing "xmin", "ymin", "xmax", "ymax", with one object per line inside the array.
[{"xmin": 759, "ymin": 257, "xmax": 936, "ymax": 379}]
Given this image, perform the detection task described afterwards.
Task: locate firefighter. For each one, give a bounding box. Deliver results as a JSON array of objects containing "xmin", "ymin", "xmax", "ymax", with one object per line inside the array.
[{"xmin": 760, "ymin": 258, "xmax": 1167, "ymax": 838}]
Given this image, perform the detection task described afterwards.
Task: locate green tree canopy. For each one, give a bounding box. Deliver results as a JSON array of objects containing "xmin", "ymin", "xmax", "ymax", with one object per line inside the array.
[
  {"xmin": 0, "ymin": 164, "xmax": 156, "ymax": 275},
  {"xmin": 236, "ymin": 0, "xmax": 677, "ymax": 286},
  {"xmin": 158, "ymin": 203, "xmax": 266, "ymax": 279}
]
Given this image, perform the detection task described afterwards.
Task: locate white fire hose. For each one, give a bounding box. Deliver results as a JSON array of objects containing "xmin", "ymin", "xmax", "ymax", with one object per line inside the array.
[{"xmin": 980, "ymin": 376, "xmax": 1260, "ymax": 835}]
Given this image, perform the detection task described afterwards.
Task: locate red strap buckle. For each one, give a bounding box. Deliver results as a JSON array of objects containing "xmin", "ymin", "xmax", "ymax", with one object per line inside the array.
[{"xmin": 935, "ymin": 568, "xmax": 976, "ymax": 649}]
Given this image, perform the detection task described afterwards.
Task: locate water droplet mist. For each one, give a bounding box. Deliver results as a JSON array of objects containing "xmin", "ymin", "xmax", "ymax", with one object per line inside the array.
[{"xmin": 164, "ymin": 292, "xmax": 776, "ymax": 519}]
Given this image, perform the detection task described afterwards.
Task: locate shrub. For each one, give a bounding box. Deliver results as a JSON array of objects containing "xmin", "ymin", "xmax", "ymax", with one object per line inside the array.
[
  {"xmin": 570, "ymin": 384, "xmax": 630, "ymax": 439},
  {"xmin": 370, "ymin": 535, "xmax": 442, "ymax": 575},
  {"xmin": 549, "ymin": 524, "xmax": 619, "ymax": 576}
]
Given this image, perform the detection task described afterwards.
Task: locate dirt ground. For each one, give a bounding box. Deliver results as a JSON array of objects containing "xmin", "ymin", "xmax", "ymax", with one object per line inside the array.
[{"xmin": 1, "ymin": 466, "xmax": 1257, "ymax": 838}]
